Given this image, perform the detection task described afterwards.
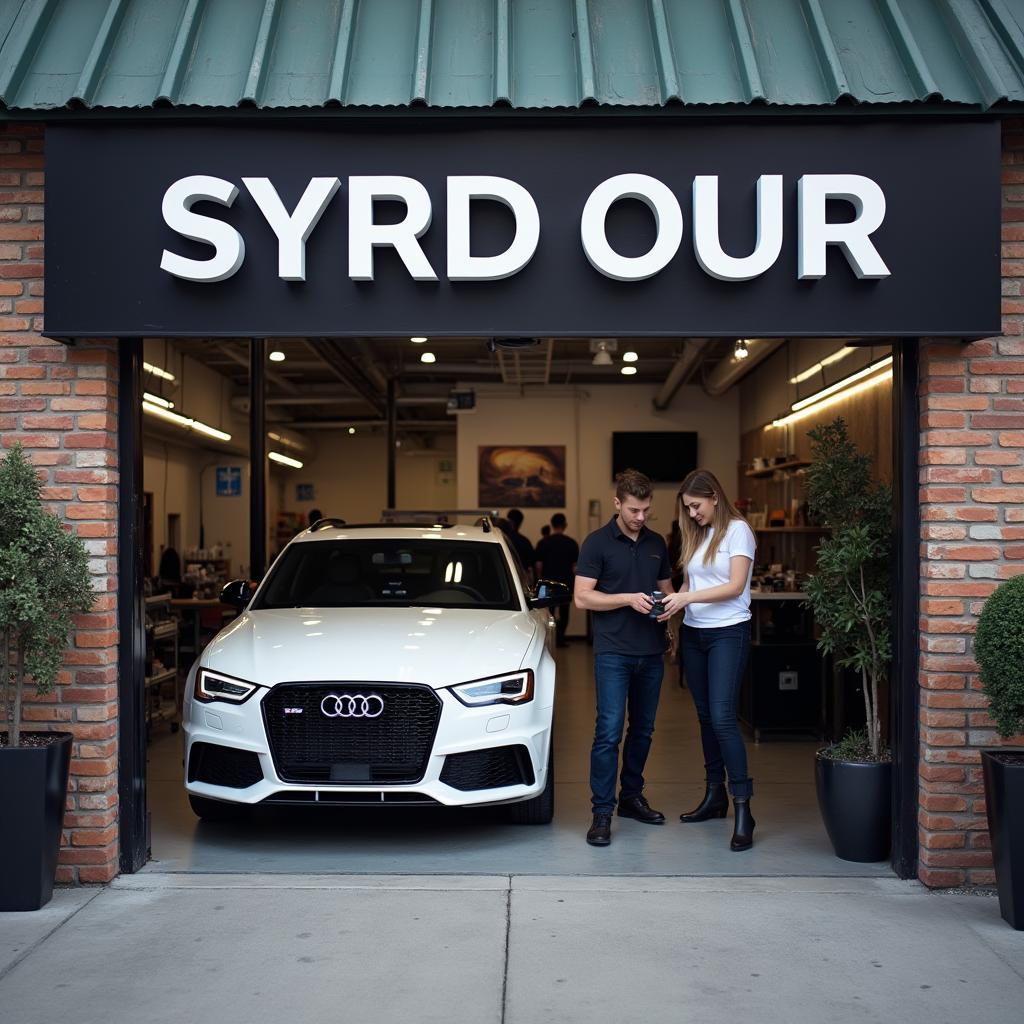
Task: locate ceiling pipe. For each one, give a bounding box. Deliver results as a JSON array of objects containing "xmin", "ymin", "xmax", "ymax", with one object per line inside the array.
[
  {"xmin": 702, "ymin": 338, "xmax": 785, "ymax": 397},
  {"xmin": 287, "ymin": 419, "xmax": 455, "ymax": 430},
  {"xmin": 652, "ymin": 339, "xmax": 707, "ymax": 411}
]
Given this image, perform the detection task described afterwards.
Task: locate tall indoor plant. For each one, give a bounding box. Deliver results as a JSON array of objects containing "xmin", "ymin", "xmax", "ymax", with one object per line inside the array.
[
  {"xmin": 1, "ymin": 443, "xmax": 94, "ymax": 911},
  {"xmin": 803, "ymin": 418, "xmax": 894, "ymax": 862},
  {"xmin": 974, "ymin": 574, "xmax": 1024, "ymax": 930}
]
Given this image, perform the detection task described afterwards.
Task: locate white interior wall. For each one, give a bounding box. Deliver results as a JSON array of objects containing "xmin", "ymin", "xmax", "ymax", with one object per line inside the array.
[{"xmin": 456, "ymin": 383, "xmax": 741, "ymax": 546}]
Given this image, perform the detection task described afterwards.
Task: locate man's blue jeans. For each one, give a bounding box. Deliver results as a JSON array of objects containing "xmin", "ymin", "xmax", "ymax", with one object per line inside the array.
[
  {"xmin": 681, "ymin": 621, "xmax": 753, "ymax": 799},
  {"xmin": 590, "ymin": 653, "xmax": 664, "ymax": 814}
]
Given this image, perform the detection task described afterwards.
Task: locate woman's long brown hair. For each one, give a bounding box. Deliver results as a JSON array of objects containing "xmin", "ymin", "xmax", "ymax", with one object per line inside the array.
[{"xmin": 676, "ymin": 469, "xmax": 744, "ymax": 572}]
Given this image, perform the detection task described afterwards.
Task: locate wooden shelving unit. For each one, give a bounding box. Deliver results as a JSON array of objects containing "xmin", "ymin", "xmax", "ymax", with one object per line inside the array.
[
  {"xmin": 744, "ymin": 459, "xmax": 811, "ymax": 478},
  {"xmin": 144, "ymin": 593, "xmax": 180, "ymax": 735}
]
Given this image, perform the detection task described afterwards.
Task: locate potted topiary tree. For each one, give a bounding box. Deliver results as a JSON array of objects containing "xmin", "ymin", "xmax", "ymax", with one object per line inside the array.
[
  {"xmin": 974, "ymin": 574, "xmax": 1024, "ymax": 930},
  {"xmin": 0, "ymin": 443, "xmax": 94, "ymax": 911},
  {"xmin": 804, "ymin": 418, "xmax": 894, "ymax": 862}
]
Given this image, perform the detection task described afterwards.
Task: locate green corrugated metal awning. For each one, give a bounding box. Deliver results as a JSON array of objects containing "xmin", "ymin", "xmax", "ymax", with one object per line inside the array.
[{"xmin": 2, "ymin": 0, "xmax": 1024, "ymax": 114}]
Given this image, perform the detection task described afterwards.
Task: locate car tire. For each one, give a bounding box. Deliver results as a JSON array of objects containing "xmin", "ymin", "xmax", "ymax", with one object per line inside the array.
[
  {"xmin": 188, "ymin": 794, "xmax": 250, "ymax": 822},
  {"xmin": 508, "ymin": 745, "xmax": 554, "ymax": 825}
]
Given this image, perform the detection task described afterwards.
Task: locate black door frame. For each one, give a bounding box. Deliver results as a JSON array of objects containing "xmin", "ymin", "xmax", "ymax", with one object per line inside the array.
[{"xmin": 117, "ymin": 337, "xmax": 922, "ymax": 878}]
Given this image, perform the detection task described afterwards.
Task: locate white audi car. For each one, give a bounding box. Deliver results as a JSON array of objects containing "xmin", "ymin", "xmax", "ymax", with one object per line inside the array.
[{"xmin": 182, "ymin": 518, "xmax": 567, "ymax": 824}]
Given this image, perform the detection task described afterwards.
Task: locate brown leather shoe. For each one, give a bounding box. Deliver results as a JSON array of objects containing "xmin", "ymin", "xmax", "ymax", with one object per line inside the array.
[
  {"xmin": 617, "ymin": 794, "xmax": 666, "ymax": 824},
  {"xmin": 586, "ymin": 813, "xmax": 612, "ymax": 846}
]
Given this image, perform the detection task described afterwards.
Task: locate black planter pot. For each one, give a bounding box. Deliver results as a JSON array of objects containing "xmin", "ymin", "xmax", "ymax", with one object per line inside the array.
[
  {"xmin": 0, "ymin": 732, "xmax": 73, "ymax": 912},
  {"xmin": 981, "ymin": 749, "xmax": 1024, "ymax": 931},
  {"xmin": 815, "ymin": 753, "xmax": 892, "ymax": 862}
]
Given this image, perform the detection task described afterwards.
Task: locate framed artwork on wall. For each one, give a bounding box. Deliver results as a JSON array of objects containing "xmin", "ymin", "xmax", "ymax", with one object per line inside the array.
[{"xmin": 478, "ymin": 445, "xmax": 566, "ymax": 507}]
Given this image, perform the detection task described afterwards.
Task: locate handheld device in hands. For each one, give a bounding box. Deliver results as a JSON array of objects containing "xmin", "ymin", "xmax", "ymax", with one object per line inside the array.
[{"xmin": 648, "ymin": 590, "xmax": 665, "ymax": 619}]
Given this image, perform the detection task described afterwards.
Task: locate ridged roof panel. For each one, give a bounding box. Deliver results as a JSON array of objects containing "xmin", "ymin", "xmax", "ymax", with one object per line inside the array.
[{"xmin": 2, "ymin": 0, "xmax": 1024, "ymax": 113}]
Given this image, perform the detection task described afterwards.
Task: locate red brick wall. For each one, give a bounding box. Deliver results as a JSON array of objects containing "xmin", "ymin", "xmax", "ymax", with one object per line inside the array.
[
  {"xmin": 916, "ymin": 118, "xmax": 1024, "ymax": 887},
  {"xmin": 0, "ymin": 124, "xmax": 121, "ymax": 884}
]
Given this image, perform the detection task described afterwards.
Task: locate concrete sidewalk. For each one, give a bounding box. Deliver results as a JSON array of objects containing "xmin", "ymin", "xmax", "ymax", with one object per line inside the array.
[{"xmin": 2, "ymin": 874, "xmax": 1022, "ymax": 1024}]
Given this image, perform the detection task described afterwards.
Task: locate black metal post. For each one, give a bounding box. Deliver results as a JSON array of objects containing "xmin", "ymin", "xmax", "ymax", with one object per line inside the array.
[
  {"xmin": 891, "ymin": 338, "xmax": 921, "ymax": 880},
  {"xmin": 386, "ymin": 376, "xmax": 397, "ymax": 510},
  {"xmin": 250, "ymin": 339, "xmax": 267, "ymax": 578},
  {"xmin": 117, "ymin": 339, "xmax": 148, "ymax": 873}
]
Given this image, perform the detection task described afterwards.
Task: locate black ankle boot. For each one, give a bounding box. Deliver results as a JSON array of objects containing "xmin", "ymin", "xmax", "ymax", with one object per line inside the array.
[
  {"xmin": 730, "ymin": 798, "xmax": 755, "ymax": 851},
  {"xmin": 679, "ymin": 784, "xmax": 729, "ymax": 823}
]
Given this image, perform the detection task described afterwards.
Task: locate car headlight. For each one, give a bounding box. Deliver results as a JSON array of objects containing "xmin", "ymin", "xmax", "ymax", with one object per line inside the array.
[
  {"xmin": 194, "ymin": 668, "xmax": 259, "ymax": 704},
  {"xmin": 448, "ymin": 670, "xmax": 534, "ymax": 708}
]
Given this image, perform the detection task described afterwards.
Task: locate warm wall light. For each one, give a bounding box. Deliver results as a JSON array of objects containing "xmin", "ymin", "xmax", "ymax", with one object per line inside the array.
[
  {"xmin": 143, "ymin": 361, "xmax": 175, "ymax": 382},
  {"xmin": 143, "ymin": 391, "xmax": 174, "ymax": 409},
  {"xmin": 791, "ymin": 355, "xmax": 893, "ymax": 412},
  {"xmin": 789, "ymin": 345, "xmax": 855, "ymax": 384},
  {"xmin": 269, "ymin": 350, "xmax": 286, "ymax": 362},
  {"xmin": 623, "ymin": 351, "xmax": 638, "ymax": 363},
  {"xmin": 734, "ymin": 339, "xmax": 749, "ymax": 360},
  {"xmin": 142, "ymin": 401, "xmax": 231, "ymax": 441},
  {"xmin": 769, "ymin": 367, "xmax": 892, "ymax": 429},
  {"xmin": 621, "ymin": 366, "xmax": 637, "ymax": 376},
  {"xmin": 348, "ymin": 426, "xmax": 356, "ymax": 434},
  {"xmin": 420, "ymin": 351, "xmax": 436, "ymax": 364},
  {"xmin": 269, "ymin": 451, "xmax": 303, "ymax": 469}
]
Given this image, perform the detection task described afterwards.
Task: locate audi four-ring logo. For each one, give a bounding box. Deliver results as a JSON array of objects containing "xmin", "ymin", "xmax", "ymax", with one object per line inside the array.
[{"xmin": 320, "ymin": 693, "xmax": 385, "ymax": 719}]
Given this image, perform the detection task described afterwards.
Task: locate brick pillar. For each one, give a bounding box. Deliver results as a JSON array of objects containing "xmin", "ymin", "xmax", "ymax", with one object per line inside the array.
[
  {"xmin": 0, "ymin": 123, "xmax": 121, "ymax": 884},
  {"xmin": 916, "ymin": 118, "xmax": 1024, "ymax": 887}
]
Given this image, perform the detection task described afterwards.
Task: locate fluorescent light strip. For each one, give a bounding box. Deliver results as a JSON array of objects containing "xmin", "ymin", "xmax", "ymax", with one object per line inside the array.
[
  {"xmin": 269, "ymin": 451, "xmax": 303, "ymax": 469},
  {"xmin": 142, "ymin": 401, "xmax": 231, "ymax": 442},
  {"xmin": 791, "ymin": 355, "xmax": 894, "ymax": 412},
  {"xmin": 143, "ymin": 391, "xmax": 174, "ymax": 409},
  {"xmin": 769, "ymin": 370, "xmax": 892, "ymax": 429},
  {"xmin": 788, "ymin": 345, "xmax": 856, "ymax": 384},
  {"xmin": 143, "ymin": 361, "xmax": 175, "ymax": 382}
]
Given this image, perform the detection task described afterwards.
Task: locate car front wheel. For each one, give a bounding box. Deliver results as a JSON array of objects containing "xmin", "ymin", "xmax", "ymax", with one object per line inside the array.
[{"xmin": 507, "ymin": 745, "xmax": 554, "ymax": 825}]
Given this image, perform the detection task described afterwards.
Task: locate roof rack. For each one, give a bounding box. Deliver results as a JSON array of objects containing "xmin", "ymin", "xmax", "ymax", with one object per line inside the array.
[
  {"xmin": 309, "ymin": 518, "xmax": 347, "ymax": 531},
  {"xmin": 380, "ymin": 509, "xmax": 501, "ymax": 532}
]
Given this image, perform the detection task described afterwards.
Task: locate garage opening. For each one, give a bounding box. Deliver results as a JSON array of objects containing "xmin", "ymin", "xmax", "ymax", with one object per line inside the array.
[{"xmin": 135, "ymin": 335, "xmax": 897, "ymax": 876}]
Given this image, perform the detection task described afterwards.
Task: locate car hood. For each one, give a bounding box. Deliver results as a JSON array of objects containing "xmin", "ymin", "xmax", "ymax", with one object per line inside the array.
[{"xmin": 202, "ymin": 606, "xmax": 539, "ymax": 688}]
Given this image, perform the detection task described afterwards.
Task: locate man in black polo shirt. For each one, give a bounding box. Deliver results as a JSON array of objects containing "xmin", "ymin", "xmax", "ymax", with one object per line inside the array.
[
  {"xmin": 574, "ymin": 469, "xmax": 675, "ymax": 846},
  {"xmin": 534, "ymin": 513, "xmax": 579, "ymax": 648}
]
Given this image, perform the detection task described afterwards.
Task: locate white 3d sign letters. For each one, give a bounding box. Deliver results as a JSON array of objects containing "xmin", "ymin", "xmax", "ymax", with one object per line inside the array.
[
  {"xmin": 348, "ymin": 176, "xmax": 437, "ymax": 282},
  {"xmin": 446, "ymin": 176, "xmax": 540, "ymax": 281},
  {"xmin": 160, "ymin": 172, "xmax": 890, "ymax": 285},
  {"xmin": 242, "ymin": 176, "xmax": 341, "ymax": 281},
  {"xmin": 693, "ymin": 175, "xmax": 784, "ymax": 281},
  {"xmin": 797, "ymin": 174, "xmax": 890, "ymax": 280},
  {"xmin": 160, "ymin": 175, "xmax": 245, "ymax": 283}
]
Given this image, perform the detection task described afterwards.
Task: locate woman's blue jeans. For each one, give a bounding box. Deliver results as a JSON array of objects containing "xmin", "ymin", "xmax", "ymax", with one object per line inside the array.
[
  {"xmin": 590, "ymin": 653, "xmax": 664, "ymax": 814},
  {"xmin": 681, "ymin": 622, "xmax": 753, "ymax": 799}
]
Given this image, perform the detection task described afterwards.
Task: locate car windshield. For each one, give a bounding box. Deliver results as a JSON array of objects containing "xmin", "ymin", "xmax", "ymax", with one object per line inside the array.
[{"xmin": 252, "ymin": 538, "xmax": 521, "ymax": 611}]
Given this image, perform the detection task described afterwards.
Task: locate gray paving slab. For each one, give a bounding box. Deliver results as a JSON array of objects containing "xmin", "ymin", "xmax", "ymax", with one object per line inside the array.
[
  {"xmin": 0, "ymin": 882, "xmax": 508, "ymax": 1024},
  {"xmin": 504, "ymin": 881, "xmax": 1024, "ymax": 1024},
  {"xmin": 0, "ymin": 887, "xmax": 99, "ymax": 976}
]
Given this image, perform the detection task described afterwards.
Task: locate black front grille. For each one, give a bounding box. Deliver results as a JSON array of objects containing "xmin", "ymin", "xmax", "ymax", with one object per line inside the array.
[
  {"xmin": 262, "ymin": 683, "xmax": 442, "ymax": 784},
  {"xmin": 188, "ymin": 742, "xmax": 264, "ymax": 789},
  {"xmin": 440, "ymin": 745, "xmax": 535, "ymax": 792}
]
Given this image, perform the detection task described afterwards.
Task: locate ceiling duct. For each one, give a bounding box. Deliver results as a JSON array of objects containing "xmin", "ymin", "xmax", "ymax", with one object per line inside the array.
[
  {"xmin": 702, "ymin": 339, "xmax": 785, "ymax": 397},
  {"xmin": 652, "ymin": 339, "xmax": 706, "ymax": 411}
]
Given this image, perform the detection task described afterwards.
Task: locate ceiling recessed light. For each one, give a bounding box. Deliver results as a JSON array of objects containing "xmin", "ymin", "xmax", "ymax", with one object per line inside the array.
[
  {"xmin": 411, "ymin": 336, "xmax": 428, "ymax": 343},
  {"xmin": 420, "ymin": 351, "xmax": 436, "ymax": 364},
  {"xmin": 348, "ymin": 427, "xmax": 356, "ymax": 435},
  {"xmin": 623, "ymin": 351, "xmax": 638, "ymax": 363},
  {"xmin": 621, "ymin": 366, "xmax": 638, "ymax": 376},
  {"xmin": 269, "ymin": 350, "xmax": 286, "ymax": 362}
]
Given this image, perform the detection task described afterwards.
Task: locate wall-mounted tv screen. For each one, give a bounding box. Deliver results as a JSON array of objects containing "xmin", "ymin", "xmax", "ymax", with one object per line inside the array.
[{"xmin": 612, "ymin": 432, "xmax": 698, "ymax": 484}]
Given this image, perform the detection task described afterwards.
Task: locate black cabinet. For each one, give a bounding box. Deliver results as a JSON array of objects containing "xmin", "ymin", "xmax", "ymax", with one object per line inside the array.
[{"xmin": 739, "ymin": 596, "xmax": 824, "ymax": 741}]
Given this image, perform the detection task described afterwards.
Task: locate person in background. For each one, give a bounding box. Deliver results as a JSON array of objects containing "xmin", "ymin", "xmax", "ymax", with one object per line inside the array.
[
  {"xmin": 539, "ymin": 524, "xmax": 552, "ymax": 542},
  {"xmin": 307, "ymin": 508, "xmax": 323, "ymax": 529},
  {"xmin": 657, "ymin": 468, "xmax": 757, "ymax": 852},
  {"xmin": 505, "ymin": 508, "xmax": 536, "ymax": 585},
  {"xmin": 535, "ymin": 513, "xmax": 579, "ymax": 648},
  {"xmin": 574, "ymin": 469, "xmax": 675, "ymax": 847}
]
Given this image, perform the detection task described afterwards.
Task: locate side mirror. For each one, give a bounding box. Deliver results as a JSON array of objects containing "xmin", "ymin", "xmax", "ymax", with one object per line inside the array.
[
  {"xmin": 220, "ymin": 579, "xmax": 254, "ymax": 610},
  {"xmin": 528, "ymin": 579, "xmax": 572, "ymax": 610}
]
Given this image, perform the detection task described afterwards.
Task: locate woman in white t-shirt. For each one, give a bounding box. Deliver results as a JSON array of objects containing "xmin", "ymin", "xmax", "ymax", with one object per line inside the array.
[{"xmin": 658, "ymin": 469, "xmax": 756, "ymax": 851}]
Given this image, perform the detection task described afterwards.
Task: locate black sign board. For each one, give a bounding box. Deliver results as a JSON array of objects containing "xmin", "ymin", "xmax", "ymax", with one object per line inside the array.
[{"xmin": 45, "ymin": 121, "xmax": 1000, "ymax": 338}]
